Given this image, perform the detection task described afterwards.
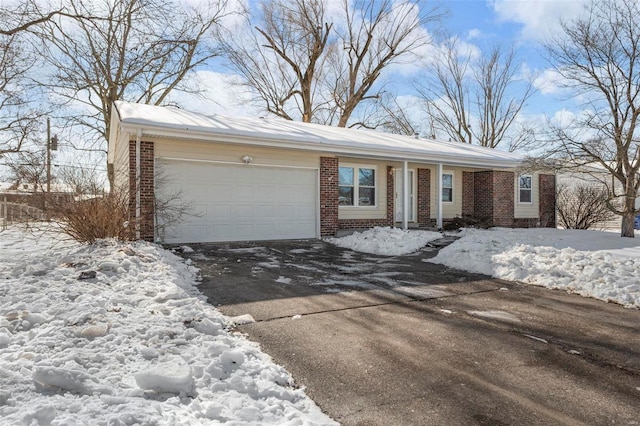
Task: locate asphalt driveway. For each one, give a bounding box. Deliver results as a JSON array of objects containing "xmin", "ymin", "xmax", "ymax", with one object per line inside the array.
[{"xmin": 179, "ymin": 238, "xmax": 640, "ymax": 425}]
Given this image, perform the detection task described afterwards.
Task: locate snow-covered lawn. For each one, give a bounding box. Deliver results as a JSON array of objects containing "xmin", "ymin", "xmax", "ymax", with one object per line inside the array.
[
  {"xmin": 3, "ymin": 223, "xmax": 639, "ymax": 424},
  {"xmin": 0, "ymin": 225, "xmax": 335, "ymax": 425},
  {"xmin": 327, "ymin": 226, "xmax": 640, "ymax": 309}
]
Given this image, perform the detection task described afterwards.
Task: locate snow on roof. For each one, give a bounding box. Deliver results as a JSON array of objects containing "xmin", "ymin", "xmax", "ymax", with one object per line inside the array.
[{"xmin": 112, "ymin": 101, "xmax": 524, "ymax": 168}]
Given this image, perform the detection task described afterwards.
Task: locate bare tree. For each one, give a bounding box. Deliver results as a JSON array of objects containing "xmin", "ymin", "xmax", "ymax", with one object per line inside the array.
[
  {"xmin": 5, "ymin": 149, "xmax": 50, "ymax": 192},
  {"xmin": 0, "ymin": 35, "xmax": 41, "ymax": 156},
  {"xmin": 30, "ymin": 0, "xmax": 236, "ymax": 182},
  {"xmin": 332, "ymin": 0, "xmax": 438, "ymax": 127},
  {"xmin": 545, "ymin": 0, "xmax": 640, "ymax": 237},
  {"xmin": 222, "ymin": 0, "xmax": 332, "ymax": 122},
  {"xmin": 0, "ymin": 0, "xmax": 54, "ymax": 156},
  {"xmin": 417, "ymin": 39, "xmax": 535, "ymax": 151},
  {"xmin": 0, "ymin": 0, "xmax": 66, "ymax": 36},
  {"xmin": 356, "ymin": 92, "xmax": 420, "ymax": 135},
  {"xmin": 221, "ymin": 0, "xmax": 440, "ymax": 127},
  {"xmin": 556, "ymin": 183, "xmax": 617, "ymax": 230}
]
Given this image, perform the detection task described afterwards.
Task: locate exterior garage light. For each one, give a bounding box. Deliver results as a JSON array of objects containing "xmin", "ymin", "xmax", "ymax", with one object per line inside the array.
[{"xmin": 241, "ymin": 155, "xmax": 253, "ymax": 164}]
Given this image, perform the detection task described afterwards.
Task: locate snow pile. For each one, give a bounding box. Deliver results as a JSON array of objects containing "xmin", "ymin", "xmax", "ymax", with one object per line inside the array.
[
  {"xmin": 326, "ymin": 226, "xmax": 640, "ymax": 308},
  {"xmin": 326, "ymin": 227, "xmax": 442, "ymax": 256},
  {"xmin": 428, "ymin": 228, "xmax": 640, "ymax": 308},
  {"xmin": 0, "ymin": 225, "xmax": 335, "ymax": 425}
]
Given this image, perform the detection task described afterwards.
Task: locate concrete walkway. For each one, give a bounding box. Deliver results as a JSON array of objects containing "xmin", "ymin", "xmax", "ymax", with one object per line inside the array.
[{"xmin": 183, "ymin": 239, "xmax": 640, "ymax": 426}]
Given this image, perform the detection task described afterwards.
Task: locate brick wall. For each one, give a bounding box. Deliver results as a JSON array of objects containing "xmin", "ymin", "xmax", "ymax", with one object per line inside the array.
[
  {"xmin": 473, "ymin": 170, "xmax": 514, "ymax": 227},
  {"xmin": 128, "ymin": 141, "xmax": 155, "ymax": 241},
  {"xmin": 417, "ymin": 168, "xmax": 431, "ymax": 227},
  {"xmin": 338, "ymin": 166, "xmax": 394, "ymax": 230},
  {"xmin": 513, "ymin": 218, "xmax": 539, "ymax": 228},
  {"xmin": 539, "ymin": 174, "xmax": 556, "ymax": 228},
  {"xmin": 493, "ymin": 171, "xmax": 515, "ymax": 227},
  {"xmin": 473, "ymin": 171, "xmax": 493, "ymax": 220},
  {"xmin": 320, "ymin": 157, "xmax": 339, "ymax": 236},
  {"xmin": 462, "ymin": 172, "xmax": 474, "ymax": 217}
]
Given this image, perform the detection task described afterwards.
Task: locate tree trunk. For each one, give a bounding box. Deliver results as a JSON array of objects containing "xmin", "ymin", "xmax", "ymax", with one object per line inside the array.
[{"xmin": 621, "ymin": 189, "xmax": 636, "ymax": 238}]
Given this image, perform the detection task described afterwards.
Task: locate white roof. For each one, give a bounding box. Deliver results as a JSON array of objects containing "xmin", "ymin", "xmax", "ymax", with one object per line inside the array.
[{"xmin": 110, "ymin": 101, "xmax": 524, "ymax": 168}]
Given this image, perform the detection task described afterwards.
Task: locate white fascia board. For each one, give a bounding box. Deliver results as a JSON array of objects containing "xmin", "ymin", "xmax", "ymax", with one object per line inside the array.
[
  {"xmin": 119, "ymin": 123, "xmax": 523, "ymax": 170},
  {"xmin": 107, "ymin": 118, "xmax": 119, "ymax": 164}
]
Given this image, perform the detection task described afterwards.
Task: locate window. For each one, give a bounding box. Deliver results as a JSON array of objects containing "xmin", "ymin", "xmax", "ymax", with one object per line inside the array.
[
  {"xmin": 519, "ymin": 175, "xmax": 532, "ymax": 203},
  {"xmin": 442, "ymin": 173, "xmax": 453, "ymax": 203},
  {"xmin": 338, "ymin": 166, "xmax": 376, "ymax": 207}
]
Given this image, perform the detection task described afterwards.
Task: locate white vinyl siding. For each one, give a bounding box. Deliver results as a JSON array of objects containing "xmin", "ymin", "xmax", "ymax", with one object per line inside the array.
[
  {"xmin": 338, "ymin": 160, "xmax": 387, "ymax": 221},
  {"xmin": 427, "ymin": 167, "xmax": 464, "ymax": 219},
  {"xmin": 514, "ymin": 173, "xmax": 539, "ymax": 219}
]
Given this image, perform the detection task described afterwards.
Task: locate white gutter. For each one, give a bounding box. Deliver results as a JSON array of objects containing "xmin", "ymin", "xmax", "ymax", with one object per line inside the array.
[
  {"xmin": 437, "ymin": 163, "xmax": 443, "ymax": 229},
  {"xmin": 135, "ymin": 129, "xmax": 141, "ymax": 240}
]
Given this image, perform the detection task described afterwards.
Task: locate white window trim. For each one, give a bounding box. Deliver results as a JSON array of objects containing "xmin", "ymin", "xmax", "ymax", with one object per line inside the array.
[
  {"xmin": 442, "ymin": 170, "xmax": 454, "ymax": 204},
  {"xmin": 518, "ymin": 174, "xmax": 533, "ymax": 204},
  {"xmin": 338, "ymin": 163, "xmax": 378, "ymax": 208}
]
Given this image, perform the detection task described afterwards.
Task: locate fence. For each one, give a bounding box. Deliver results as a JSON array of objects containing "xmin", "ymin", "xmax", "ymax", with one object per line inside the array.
[{"xmin": 1, "ymin": 197, "xmax": 46, "ymax": 230}]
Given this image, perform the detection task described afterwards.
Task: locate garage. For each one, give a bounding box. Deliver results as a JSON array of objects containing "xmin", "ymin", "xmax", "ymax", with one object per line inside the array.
[{"xmin": 156, "ymin": 160, "xmax": 318, "ymax": 243}]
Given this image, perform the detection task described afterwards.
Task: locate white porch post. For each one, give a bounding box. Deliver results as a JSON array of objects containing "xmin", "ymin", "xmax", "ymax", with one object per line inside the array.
[
  {"xmin": 437, "ymin": 163, "xmax": 443, "ymax": 229},
  {"xmin": 402, "ymin": 161, "xmax": 409, "ymax": 230}
]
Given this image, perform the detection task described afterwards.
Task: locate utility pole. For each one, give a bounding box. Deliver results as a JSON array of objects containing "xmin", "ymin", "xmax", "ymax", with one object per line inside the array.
[
  {"xmin": 46, "ymin": 117, "xmax": 58, "ymax": 194},
  {"xmin": 47, "ymin": 118, "xmax": 51, "ymax": 194}
]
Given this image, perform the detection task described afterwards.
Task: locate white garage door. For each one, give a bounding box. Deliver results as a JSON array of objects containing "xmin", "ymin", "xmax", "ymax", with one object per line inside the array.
[{"xmin": 157, "ymin": 160, "xmax": 318, "ymax": 243}]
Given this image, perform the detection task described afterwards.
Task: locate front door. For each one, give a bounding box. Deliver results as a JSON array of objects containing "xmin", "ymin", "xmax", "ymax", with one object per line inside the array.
[{"xmin": 395, "ymin": 169, "xmax": 415, "ymax": 222}]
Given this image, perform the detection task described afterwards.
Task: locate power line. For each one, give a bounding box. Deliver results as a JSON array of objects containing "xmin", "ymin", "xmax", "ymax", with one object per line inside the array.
[{"xmin": 0, "ymin": 162, "xmax": 106, "ymax": 171}]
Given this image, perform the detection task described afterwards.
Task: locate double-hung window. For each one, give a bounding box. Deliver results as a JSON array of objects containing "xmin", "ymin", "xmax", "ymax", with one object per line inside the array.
[
  {"xmin": 339, "ymin": 165, "xmax": 376, "ymax": 207},
  {"xmin": 519, "ymin": 175, "xmax": 532, "ymax": 203},
  {"xmin": 442, "ymin": 172, "xmax": 453, "ymax": 203}
]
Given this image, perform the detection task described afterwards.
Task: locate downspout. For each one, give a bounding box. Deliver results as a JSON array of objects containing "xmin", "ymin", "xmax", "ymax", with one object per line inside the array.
[
  {"xmin": 135, "ymin": 129, "xmax": 142, "ymax": 240},
  {"xmin": 437, "ymin": 163, "xmax": 443, "ymax": 229},
  {"xmin": 403, "ymin": 160, "xmax": 409, "ymax": 230}
]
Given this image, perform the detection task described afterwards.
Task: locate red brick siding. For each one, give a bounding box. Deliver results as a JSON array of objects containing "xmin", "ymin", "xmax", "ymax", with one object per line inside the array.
[
  {"xmin": 462, "ymin": 172, "xmax": 475, "ymax": 217},
  {"xmin": 417, "ymin": 168, "xmax": 431, "ymax": 227},
  {"xmin": 473, "ymin": 170, "xmax": 514, "ymax": 227},
  {"xmin": 338, "ymin": 166, "xmax": 394, "ymax": 230},
  {"xmin": 513, "ymin": 218, "xmax": 539, "ymax": 228},
  {"xmin": 320, "ymin": 157, "xmax": 339, "ymax": 236},
  {"xmin": 473, "ymin": 171, "xmax": 493, "ymax": 220},
  {"xmin": 539, "ymin": 174, "xmax": 556, "ymax": 228},
  {"xmin": 387, "ymin": 166, "xmax": 394, "ymax": 225},
  {"xmin": 338, "ymin": 218, "xmax": 392, "ymax": 229},
  {"xmin": 493, "ymin": 171, "xmax": 515, "ymax": 227},
  {"xmin": 128, "ymin": 141, "xmax": 155, "ymax": 241}
]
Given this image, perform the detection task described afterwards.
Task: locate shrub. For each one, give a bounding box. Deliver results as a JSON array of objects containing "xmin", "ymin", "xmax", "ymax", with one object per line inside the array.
[
  {"xmin": 442, "ymin": 215, "xmax": 493, "ymax": 231},
  {"xmin": 556, "ymin": 183, "xmax": 616, "ymax": 229},
  {"xmin": 48, "ymin": 191, "xmax": 132, "ymax": 243}
]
